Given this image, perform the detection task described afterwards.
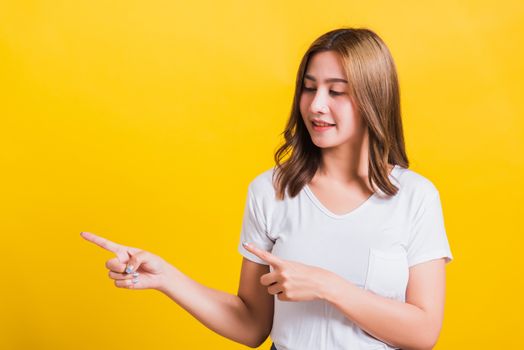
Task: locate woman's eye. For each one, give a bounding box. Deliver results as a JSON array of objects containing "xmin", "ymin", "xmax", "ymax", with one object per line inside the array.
[{"xmin": 303, "ymin": 87, "xmax": 344, "ymax": 96}]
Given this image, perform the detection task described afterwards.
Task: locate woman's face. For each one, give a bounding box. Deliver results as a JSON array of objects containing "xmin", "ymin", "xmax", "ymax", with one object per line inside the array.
[{"xmin": 299, "ymin": 50, "xmax": 365, "ymax": 149}]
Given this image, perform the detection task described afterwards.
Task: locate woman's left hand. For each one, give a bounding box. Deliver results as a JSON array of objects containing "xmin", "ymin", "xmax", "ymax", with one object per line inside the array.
[{"xmin": 242, "ymin": 242, "xmax": 335, "ymax": 302}]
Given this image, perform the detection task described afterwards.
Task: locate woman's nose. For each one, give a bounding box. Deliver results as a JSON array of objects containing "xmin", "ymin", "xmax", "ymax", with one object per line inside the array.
[{"xmin": 310, "ymin": 91, "xmax": 329, "ymax": 114}]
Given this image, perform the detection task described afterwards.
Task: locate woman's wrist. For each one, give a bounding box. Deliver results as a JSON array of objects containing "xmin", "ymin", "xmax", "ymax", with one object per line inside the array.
[
  {"xmin": 318, "ymin": 269, "xmax": 347, "ymax": 302},
  {"xmin": 157, "ymin": 263, "xmax": 183, "ymax": 295}
]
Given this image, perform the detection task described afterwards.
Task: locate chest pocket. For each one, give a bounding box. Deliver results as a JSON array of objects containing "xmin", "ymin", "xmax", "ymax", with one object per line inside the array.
[{"xmin": 364, "ymin": 248, "xmax": 409, "ymax": 301}]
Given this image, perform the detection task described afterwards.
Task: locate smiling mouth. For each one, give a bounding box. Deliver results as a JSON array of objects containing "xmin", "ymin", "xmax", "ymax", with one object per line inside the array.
[{"xmin": 312, "ymin": 121, "xmax": 336, "ymax": 127}]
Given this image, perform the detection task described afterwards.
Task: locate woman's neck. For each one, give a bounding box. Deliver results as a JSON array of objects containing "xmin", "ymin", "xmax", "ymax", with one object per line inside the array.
[{"xmin": 316, "ymin": 130, "xmax": 370, "ymax": 185}]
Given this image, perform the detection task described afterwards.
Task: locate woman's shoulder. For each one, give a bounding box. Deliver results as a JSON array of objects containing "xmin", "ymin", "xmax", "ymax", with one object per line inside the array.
[
  {"xmin": 246, "ymin": 167, "xmax": 277, "ymax": 197},
  {"xmin": 394, "ymin": 165, "xmax": 440, "ymax": 200}
]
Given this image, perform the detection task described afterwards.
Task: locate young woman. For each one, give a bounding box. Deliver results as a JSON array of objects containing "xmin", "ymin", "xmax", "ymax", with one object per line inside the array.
[{"xmin": 81, "ymin": 28, "xmax": 453, "ymax": 350}]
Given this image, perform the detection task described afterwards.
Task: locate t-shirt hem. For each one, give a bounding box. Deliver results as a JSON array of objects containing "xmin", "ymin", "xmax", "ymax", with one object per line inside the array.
[
  {"xmin": 408, "ymin": 250, "xmax": 453, "ymax": 268},
  {"xmin": 238, "ymin": 243, "xmax": 270, "ymax": 265}
]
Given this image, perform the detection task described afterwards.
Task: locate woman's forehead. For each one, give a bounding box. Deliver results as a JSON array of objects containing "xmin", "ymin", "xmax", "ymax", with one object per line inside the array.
[{"xmin": 305, "ymin": 51, "xmax": 347, "ymax": 82}]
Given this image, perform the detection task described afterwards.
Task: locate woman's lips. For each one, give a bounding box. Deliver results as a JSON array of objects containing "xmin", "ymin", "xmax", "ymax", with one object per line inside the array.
[{"xmin": 312, "ymin": 124, "xmax": 335, "ymax": 131}]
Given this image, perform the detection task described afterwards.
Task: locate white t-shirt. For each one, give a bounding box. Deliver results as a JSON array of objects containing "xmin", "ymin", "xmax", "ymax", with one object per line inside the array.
[{"xmin": 237, "ymin": 164, "xmax": 453, "ymax": 350}]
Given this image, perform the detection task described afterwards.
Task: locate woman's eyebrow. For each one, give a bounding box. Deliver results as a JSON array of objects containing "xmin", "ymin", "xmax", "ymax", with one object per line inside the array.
[{"xmin": 304, "ymin": 74, "xmax": 348, "ymax": 84}]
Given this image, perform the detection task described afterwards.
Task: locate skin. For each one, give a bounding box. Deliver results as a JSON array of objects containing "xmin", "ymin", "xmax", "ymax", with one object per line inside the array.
[
  {"xmin": 81, "ymin": 50, "xmax": 447, "ymax": 350},
  {"xmin": 241, "ymin": 244, "xmax": 446, "ymax": 350},
  {"xmin": 300, "ymin": 50, "xmax": 391, "ymax": 214},
  {"xmin": 80, "ymin": 231, "xmax": 273, "ymax": 347},
  {"xmin": 300, "ymin": 50, "xmax": 370, "ymax": 185}
]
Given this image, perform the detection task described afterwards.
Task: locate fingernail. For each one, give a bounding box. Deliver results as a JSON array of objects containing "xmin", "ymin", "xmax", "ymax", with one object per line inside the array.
[
  {"xmin": 133, "ymin": 272, "xmax": 139, "ymax": 277},
  {"xmin": 132, "ymin": 278, "xmax": 139, "ymax": 284},
  {"xmin": 242, "ymin": 241, "xmax": 249, "ymax": 247},
  {"xmin": 125, "ymin": 265, "xmax": 134, "ymax": 274}
]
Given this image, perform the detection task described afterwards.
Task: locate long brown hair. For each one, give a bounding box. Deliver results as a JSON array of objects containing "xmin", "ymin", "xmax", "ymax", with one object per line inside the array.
[{"xmin": 273, "ymin": 27, "xmax": 409, "ymax": 200}]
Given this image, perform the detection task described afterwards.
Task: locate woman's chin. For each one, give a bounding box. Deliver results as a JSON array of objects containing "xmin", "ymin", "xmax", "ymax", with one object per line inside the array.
[{"xmin": 311, "ymin": 140, "xmax": 338, "ymax": 149}]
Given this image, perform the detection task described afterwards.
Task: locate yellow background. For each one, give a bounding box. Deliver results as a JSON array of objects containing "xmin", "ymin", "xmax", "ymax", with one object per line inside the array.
[{"xmin": 1, "ymin": 0, "xmax": 523, "ymax": 349}]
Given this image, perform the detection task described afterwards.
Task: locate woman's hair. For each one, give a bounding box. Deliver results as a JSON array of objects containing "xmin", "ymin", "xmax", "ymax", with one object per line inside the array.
[{"xmin": 273, "ymin": 27, "xmax": 409, "ymax": 200}]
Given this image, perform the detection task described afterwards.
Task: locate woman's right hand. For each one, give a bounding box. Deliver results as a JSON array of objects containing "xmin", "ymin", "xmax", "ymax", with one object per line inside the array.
[{"xmin": 80, "ymin": 231, "xmax": 173, "ymax": 291}]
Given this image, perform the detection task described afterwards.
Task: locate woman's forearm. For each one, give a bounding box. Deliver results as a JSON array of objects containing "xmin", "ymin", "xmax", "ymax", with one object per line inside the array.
[
  {"xmin": 322, "ymin": 272, "xmax": 438, "ymax": 350},
  {"xmin": 157, "ymin": 264, "xmax": 264, "ymax": 348}
]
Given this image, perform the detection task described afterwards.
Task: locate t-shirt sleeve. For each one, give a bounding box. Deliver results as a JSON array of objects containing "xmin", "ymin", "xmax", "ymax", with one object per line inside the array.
[
  {"xmin": 237, "ymin": 182, "xmax": 275, "ymax": 265},
  {"xmin": 407, "ymin": 191, "xmax": 454, "ymax": 267}
]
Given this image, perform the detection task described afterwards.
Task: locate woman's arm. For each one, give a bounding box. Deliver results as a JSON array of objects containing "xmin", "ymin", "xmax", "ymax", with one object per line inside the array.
[
  {"xmin": 159, "ymin": 258, "xmax": 273, "ymax": 348},
  {"xmin": 243, "ymin": 242, "xmax": 446, "ymax": 350},
  {"xmin": 323, "ymin": 258, "xmax": 447, "ymax": 350},
  {"xmin": 81, "ymin": 232, "xmax": 273, "ymax": 348}
]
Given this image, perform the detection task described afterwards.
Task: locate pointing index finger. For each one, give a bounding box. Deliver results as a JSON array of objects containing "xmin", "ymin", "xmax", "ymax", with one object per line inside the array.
[
  {"xmin": 80, "ymin": 231, "xmax": 124, "ymax": 254},
  {"xmin": 242, "ymin": 242, "xmax": 283, "ymax": 267}
]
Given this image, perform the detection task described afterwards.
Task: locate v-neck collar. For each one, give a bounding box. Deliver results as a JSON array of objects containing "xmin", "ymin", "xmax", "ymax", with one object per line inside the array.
[{"xmin": 303, "ymin": 165, "xmax": 400, "ymax": 220}]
